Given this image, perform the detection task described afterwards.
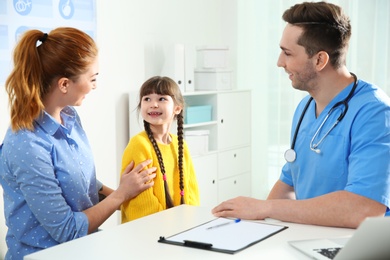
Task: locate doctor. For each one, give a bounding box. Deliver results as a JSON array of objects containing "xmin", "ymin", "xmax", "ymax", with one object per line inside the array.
[{"xmin": 212, "ymin": 1, "xmax": 390, "ymax": 228}]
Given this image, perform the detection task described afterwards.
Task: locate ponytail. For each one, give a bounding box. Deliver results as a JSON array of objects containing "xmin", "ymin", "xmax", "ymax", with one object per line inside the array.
[
  {"xmin": 5, "ymin": 27, "xmax": 98, "ymax": 131},
  {"xmin": 5, "ymin": 30, "xmax": 45, "ymax": 131}
]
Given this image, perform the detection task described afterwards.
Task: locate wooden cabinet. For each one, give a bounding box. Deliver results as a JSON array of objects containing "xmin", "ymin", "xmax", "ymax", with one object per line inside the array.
[{"xmin": 128, "ymin": 89, "xmax": 251, "ymax": 208}]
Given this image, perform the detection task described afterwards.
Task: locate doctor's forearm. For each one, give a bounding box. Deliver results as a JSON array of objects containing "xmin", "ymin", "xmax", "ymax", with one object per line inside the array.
[{"xmin": 266, "ymin": 191, "xmax": 386, "ymax": 228}]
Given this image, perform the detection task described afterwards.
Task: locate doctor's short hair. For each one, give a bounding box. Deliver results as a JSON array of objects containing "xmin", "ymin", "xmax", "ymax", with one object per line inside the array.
[{"xmin": 282, "ymin": 1, "xmax": 352, "ymax": 69}]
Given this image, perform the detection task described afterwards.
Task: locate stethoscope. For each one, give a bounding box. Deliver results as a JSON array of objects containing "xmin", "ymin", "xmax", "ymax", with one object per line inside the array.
[{"xmin": 284, "ymin": 73, "xmax": 358, "ymax": 163}]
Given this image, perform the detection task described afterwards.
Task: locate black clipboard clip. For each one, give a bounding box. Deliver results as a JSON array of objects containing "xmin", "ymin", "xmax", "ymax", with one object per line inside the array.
[
  {"xmin": 158, "ymin": 236, "xmax": 213, "ymax": 250},
  {"xmin": 184, "ymin": 240, "xmax": 213, "ymax": 249}
]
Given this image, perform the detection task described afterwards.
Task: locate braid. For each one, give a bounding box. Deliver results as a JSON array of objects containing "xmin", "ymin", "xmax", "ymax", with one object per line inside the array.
[
  {"xmin": 177, "ymin": 112, "xmax": 185, "ymax": 204},
  {"xmin": 144, "ymin": 120, "xmax": 174, "ymax": 208}
]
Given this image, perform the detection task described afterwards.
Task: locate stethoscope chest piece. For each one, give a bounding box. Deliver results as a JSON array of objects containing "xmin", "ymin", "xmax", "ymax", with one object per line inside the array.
[
  {"xmin": 284, "ymin": 148, "xmax": 296, "ymax": 163},
  {"xmin": 284, "ymin": 72, "xmax": 358, "ymax": 163}
]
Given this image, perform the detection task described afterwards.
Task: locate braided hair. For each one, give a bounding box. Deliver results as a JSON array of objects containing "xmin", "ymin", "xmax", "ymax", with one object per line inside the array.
[{"xmin": 138, "ymin": 76, "xmax": 185, "ymax": 209}]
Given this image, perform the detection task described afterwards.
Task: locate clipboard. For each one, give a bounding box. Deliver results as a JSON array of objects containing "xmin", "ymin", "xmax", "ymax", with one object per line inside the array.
[{"xmin": 158, "ymin": 218, "xmax": 288, "ymax": 254}]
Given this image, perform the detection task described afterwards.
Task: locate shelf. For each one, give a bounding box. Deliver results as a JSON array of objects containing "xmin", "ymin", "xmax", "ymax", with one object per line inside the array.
[
  {"xmin": 183, "ymin": 89, "xmax": 248, "ymax": 97},
  {"xmin": 183, "ymin": 90, "xmax": 218, "ymax": 96},
  {"xmin": 183, "ymin": 120, "xmax": 218, "ymax": 129}
]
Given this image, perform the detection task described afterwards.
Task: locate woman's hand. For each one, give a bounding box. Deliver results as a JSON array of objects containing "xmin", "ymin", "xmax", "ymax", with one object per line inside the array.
[
  {"xmin": 84, "ymin": 159, "xmax": 156, "ymax": 233},
  {"xmin": 117, "ymin": 159, "xmax": 157, "ymax": 201}
]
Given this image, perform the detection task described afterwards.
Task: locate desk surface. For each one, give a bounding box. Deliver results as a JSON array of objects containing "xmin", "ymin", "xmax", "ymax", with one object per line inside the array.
[{"xmin": 25, "ymin": 205, "xmax": 355, "ymax": 260}]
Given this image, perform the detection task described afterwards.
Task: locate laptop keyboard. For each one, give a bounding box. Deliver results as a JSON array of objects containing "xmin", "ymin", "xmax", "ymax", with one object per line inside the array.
[{"xmin": 313, "ymin": 247, "xmax": 342, "ymax": 259}]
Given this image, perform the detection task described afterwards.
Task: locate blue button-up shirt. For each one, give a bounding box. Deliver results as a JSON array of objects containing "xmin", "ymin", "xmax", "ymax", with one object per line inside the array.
[{"xmin": 0, "ymin": 106, "xmax": 100, "ymax": 260}]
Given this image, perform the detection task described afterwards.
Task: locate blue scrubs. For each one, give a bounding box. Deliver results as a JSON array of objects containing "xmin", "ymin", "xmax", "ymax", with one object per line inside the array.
[{"xmin": 280, "ymin": 79, "xmax": 390, "ymax": 215}]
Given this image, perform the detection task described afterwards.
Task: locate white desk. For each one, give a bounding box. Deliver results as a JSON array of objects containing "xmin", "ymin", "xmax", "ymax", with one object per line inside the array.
[{"xmin": 24, "ymin": 205, "xmax": 355, "ymax": 260}]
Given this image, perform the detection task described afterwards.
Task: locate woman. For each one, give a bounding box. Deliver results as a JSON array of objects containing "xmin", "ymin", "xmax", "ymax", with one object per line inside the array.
[{"xmin": 0, "ymin": 27, "xmax": 156, "ymax": 260}]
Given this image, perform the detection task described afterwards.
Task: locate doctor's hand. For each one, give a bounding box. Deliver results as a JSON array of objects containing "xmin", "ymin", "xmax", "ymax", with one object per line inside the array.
[
  {"xmin": 118, "ymin": 159, "xmax": 156, "ymax": 201},
  {"xmin": 211, "ymin": 196, "xmax": 268, "ymax": 220}
]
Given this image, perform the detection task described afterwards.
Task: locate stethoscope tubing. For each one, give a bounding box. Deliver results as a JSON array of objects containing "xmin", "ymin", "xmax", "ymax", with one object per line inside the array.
[{"xmin": 285, "ymin": 73, "xmax": 358, "ymax": 163}]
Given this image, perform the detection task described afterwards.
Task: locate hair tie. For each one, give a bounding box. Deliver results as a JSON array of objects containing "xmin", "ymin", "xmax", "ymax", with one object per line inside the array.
[{"xmin": 39, "ymin": 33, "xmax": 48, "ymax": 43}]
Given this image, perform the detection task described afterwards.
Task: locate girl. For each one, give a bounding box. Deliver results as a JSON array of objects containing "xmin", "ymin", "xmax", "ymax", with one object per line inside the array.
[{"xmin": 121, "ymin": 76, "xmax": 200, "ymax": 222}]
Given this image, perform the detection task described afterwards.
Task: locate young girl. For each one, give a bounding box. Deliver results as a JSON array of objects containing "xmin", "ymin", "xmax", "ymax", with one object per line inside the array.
[{"xmin": 121, "ymin": 76, "xmax": 200, "ymax": 222}]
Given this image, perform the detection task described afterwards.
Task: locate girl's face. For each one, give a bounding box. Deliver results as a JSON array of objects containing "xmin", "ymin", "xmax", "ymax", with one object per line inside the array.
[{"xmin": 140, "ymin": 93, "xmax": 182, "ymax": 126}]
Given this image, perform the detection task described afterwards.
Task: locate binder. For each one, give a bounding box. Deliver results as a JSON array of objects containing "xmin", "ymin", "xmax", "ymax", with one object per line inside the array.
[
  {"xmin": 158, "ymin": 218, "xmax": 288, "ymax": 254},
  {"xmin": 184, "ymin": 44, "xmax": 195, "ymax": 92},
  {"xmin": 161, "ymin": 44, "xmax": 185, "ymax": 93},
  {"xmin": 160, "ymin": 44, "xmax": 195, "ymax": 93}
]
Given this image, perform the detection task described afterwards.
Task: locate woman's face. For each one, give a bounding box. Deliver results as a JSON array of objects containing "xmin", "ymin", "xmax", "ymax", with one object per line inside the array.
[{"xmin": 66, "ymin": 59, "xmax": 99, "ymax": 106}]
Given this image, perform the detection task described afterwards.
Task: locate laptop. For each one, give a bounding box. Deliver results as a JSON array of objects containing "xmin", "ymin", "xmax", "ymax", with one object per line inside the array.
[{"xmin": 288, "ymin": 216, "xmax": 390, "ymax": 260}]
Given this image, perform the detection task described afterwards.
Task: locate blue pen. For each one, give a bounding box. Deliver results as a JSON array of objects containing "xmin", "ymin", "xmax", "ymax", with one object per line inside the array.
[{"xmin": 206, "ymin": 218, "xmax": 241, "ymax": 230}]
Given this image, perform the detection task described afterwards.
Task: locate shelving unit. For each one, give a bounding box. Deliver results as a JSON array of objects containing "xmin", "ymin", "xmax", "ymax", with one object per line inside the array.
[{"xmin": 128, "ymin": 89, "xmax": 251, "ymax": 208}]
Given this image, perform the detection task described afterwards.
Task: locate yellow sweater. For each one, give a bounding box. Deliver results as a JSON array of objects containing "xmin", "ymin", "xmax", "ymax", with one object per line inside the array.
[{"xmin": 120, "ymin": 131, "xmax": 200, "ymax": 222}]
